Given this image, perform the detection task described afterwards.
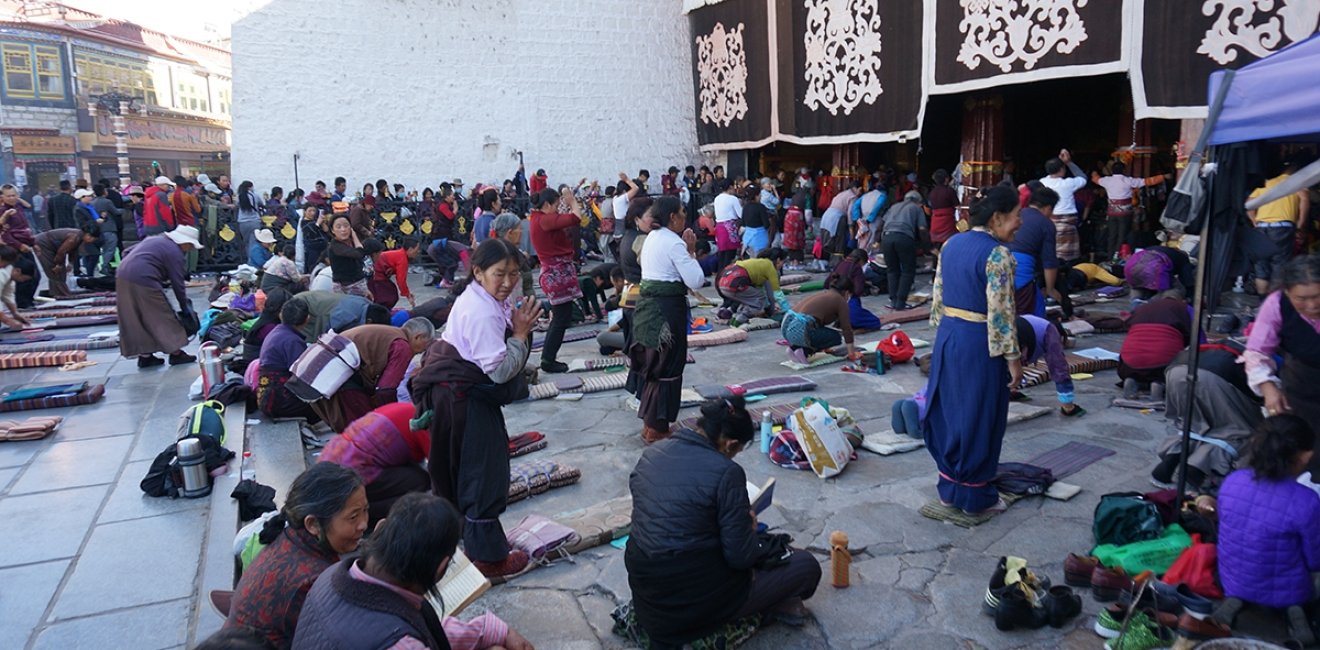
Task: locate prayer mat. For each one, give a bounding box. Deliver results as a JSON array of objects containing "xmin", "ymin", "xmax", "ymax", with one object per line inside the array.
[
  {"xmin": 30, "ymin": 297, "xmax": 116, "ymax": 309},
  {"xmin": 527, "ymin": 383, "xmax": 560, "ymax": 401},
  {"xmin": 789, "ymin": 279, "xmax": 825, "ymax": 293},
  {"xmin": 0, "ymin": 383, "xmax": 105, "ymax": 412},
  {"xmin": 672, "ymin": 401, "xmax": 800, "ymax": 432},
  {"xmin": 860, "ymin": 430, "xmax": 925, "ymax": 455},
  {"xmin": 0, "ymin": 333, "xmax": 56, "ymax": 345},
  {"xmin": 612, "ymin": 601, "xmax": 761, "ymax": 650},
  {"xmin": 694, "ymin": 376, "xmax": 816, "ymax": 400},
  {"xmin": 1112, "ymin": 398, "xmax": 1165, "ymax": 411},
  {"xmin": 1020, "ymin": 353, "xmax": 1120, "ymax": 389},
  {"xmin": 0, "ymin": 350, "xmax": 87, "ymax": 369},
  {"xmin": 555, "ymin": 495, "xmax": 633, "ymax": 555},
  {"xmin": 509, "ymin": 431, "xmax": 546, "ymax": 458},
  {"xmin": 777, "ymin": 273, "xmax": 812, "ymax": 286},
  {"xmin": 532, "ymin": 329, "xmax": 601, "ymax": 350},
  {"xmin": 550, "ymin": 375, "xmax": 584, "ymax": 392},
  {"xmin": 566, "ymin": 354, "xmax": 693, "ymax": 373},
  {"xmin": 0, "ymin": 415, "xmax": 63, "ymax": 442},
  {"xmin": 507, "ymin": 461, "xmax": 581, "ymax": 504},
  {"xmin": 687, "ymin": 328, "xmax": 748, "ymax": 347},
  {"xmin": 735, "ymin": 318, "xmax": 778, "ymax": 332},
  {"xmin": 25, "ymin": 315, "xmax": 118, "ymax": 330},
  {"xmin": 0, "ymin": 336, "xmax": 119, "ymax": 353},
  {"xmin": 1023, "ymin": 442, "xmax": 1117, "ymax": 480},
  {"xmin": 780, "ymin": 352, "xmax": 846, "ymax": 370},
  {"xmin": 573, "ymin": 372, "xmax": 628, "ymax": 394},
  {"xmin": 880, "ymin": 307, "xmax": 931, "ymax": 326},
  {"xmin": 18, "ymin": 307, "xmax": 117, "ymax": 319},
  {"xmin": 1096, "ymin": 286, "xmax": 1129, "ymax": 299},
  {"xmin": 679, "ymin": 388, "xmax": 703, "ymax": 407},
  {"xmin": 920, "ymin": 491, "xmax": 1032, "ymax": 528},
  {"xmin": 1007, "ymin": 402, "xmax": 1053, "ymax": 425}
]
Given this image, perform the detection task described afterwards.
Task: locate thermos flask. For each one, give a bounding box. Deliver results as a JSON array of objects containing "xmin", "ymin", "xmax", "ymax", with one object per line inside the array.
[
  {"xmin": 176, "ymin": 438, "xmax": 212, "ymax": 498},
  {"xmin": 198, "ymin": 342, "xmax": 224, "ymax": 397}
]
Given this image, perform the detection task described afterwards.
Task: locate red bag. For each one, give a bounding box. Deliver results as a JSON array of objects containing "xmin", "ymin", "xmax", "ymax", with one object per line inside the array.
[
  {"xmin": 878, "ymin": 330, "xmax": 916, "ymax": 364},
  {"xmin": 1161, "ymin": 534, "xmax": 1223, "ymax": 598},
  {"xmin": 812, "ymin": 236, "xmax": 824, "ymax": 260}
]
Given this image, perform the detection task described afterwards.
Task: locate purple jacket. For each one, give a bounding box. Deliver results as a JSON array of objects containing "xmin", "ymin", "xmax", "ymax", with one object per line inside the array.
[{"xmin": 1217, "ymin": 469, "xmax": 1320, "ymax": 607}]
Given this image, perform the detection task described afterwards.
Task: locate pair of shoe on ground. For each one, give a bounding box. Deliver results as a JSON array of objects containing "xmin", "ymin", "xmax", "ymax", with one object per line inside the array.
[
  {"xmin": 138, "ymin": 351, "xmax": 196, "ymax": 368},
  {"xmin": 982, "ymin": 556, "xmax": 1082, "ymax": 631}
]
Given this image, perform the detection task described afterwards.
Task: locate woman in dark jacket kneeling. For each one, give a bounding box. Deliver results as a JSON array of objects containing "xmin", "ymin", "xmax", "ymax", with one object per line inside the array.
[{"xmin": 625, "ymin": 397, "xmax": 821, "ymax": 647}]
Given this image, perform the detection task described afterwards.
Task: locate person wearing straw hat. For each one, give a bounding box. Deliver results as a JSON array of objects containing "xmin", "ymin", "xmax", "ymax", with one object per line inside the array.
[
  {"xmin": 249, "ymin": 228, "xmax": 277, "ymax": 268},
  {"xmin": 116, "ymin": 225, "xmax": 204, "ymax": 368}
]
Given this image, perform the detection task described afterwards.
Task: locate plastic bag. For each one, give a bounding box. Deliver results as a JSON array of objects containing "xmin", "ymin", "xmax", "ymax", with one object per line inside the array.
[
  {"xmin": 788, "ymin": 401, "xmax": 853, "ymax": 478},
  {"xmin": 1162, "ymin": 534, "xmax": 1223, "ymax": 598}
]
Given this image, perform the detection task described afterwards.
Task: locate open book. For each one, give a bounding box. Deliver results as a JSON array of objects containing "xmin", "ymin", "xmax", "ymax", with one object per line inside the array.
[
  {"xmin": 425, "ymin": 548, "xmax": 491, "ymax": 618},
  {"xmin": 747, "ymin": 477, "xmax": 775, "ymax": 515}
]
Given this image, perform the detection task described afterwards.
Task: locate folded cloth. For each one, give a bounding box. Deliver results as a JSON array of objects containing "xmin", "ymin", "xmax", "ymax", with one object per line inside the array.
[
  {"xmin": 860, "ymin": 430, "xmax": 926, "ymax": 455},
  {"xmin": 0, "ymin": 415, "xmax": 63, "ymax": 441},
  {"xmin": 1112, "ymin": 397, "xmax": 1165, "ymax": 410},
  {"xmin": 0, "ymin": 350, "xmax": 88, "ymax": 369},
  {"xmin": 507, "ymin": 460, "xmax": 581, "ymax": 503}
]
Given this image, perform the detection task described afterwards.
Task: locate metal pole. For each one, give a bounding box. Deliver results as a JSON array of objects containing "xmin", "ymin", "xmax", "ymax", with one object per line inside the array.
[
  {"xmin": 1174, "ymin": 155, "xmax": 1214, "ymax": 501},
  {"xmin": 113, "ymin": 100, "xmax": 130, "ymax": 187},
  {"xmin": 293, "ymin": 154, "xmax": 300, "ymax": 191}
]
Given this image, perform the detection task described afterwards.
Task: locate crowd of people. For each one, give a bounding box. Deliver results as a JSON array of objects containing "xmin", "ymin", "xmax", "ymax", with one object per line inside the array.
[{"xmin": 8, "ymin": 143, "xmax": 1318, "ymax": 648}]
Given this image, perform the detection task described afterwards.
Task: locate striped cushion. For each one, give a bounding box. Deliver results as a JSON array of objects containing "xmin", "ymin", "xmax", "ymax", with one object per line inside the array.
[
  {"xmin": 1020, "ymin": 353, "xmax": 1120, "ymax": 388},
  {"xmin": 736, "ymin": 318, "xmax": 778, "ymax": 332},
  {"xmin": 18, "ymin": 307, "xmax": 117, "ymax": 319},
  {"xmin": 532, "ymin": 328, "xmax": 600, "ymax": 350},
  {"xmin": 687, "ymin": 328, "xmax": 749, "ymax": 347},
  {"xmin": 695, "ymin": 375, "xmax": 817, "ymax": 400},
  {"xmin": 24, "ymin": 315, "xmax": 119, "ymax": 330},
  {"xmin": 0, "ymin": 383, "xmax": 105, "ymax": 412},
  {"xmin": 778, "ymin": 273, "xmax": 812, "ymax": 286},
  {"xmin": 674, "ymin": 401, "xmax": 799, "ymax": 431},
  {"xmin": 0, "ymin": 350, "xmax": 88, "ymax": 369},
  {"xmin": 527, "ymin": 383, "xmax": 560, "ymax": 401},
  {"xmin": 576, "ymin": 372, "xmax": 628, "ymax": 394},
  {"xmin": 507, "ymin": 461, "xmax": 581, "ymax": 503},
  {"xmin": 29, "ymin": 296, "xmax": 117, "ymax": 309}
]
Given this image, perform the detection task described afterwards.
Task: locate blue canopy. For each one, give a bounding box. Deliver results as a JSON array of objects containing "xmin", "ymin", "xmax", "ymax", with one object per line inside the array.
[{"xmin": 1207, "ymin": 33, "xmax": 1320, "ymax": 145}]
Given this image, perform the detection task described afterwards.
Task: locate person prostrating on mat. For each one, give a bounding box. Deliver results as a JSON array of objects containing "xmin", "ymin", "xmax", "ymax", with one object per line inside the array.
[
  {"xmin": 409, "ymin": 239, "xmax": 541, "ymax": 579},
  {"xmin": 716, "ymin": 248, "xmax": 790, "ymax": 327},
  {"xmin": 779, "ymin": 277, "xmax": 857, "ymax": 365}
]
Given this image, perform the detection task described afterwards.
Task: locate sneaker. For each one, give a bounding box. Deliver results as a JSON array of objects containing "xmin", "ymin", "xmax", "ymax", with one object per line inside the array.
[
  {"xmin": 137, "ymin": 355, "xmax": 164, "ymax": 368},
  {"xmin": 473, "ymin": 550, "xmax": 530, "ymax": 581},
  {"xmin": 1064, "ymin": 553, "xmax": 1099, "ymax": 587},
  {"xmin": 1094, "ymin": 605, "xmax": 1178, "ymax": 640},
  {"xmin": 1122, "ymin": 377, "xmax": 1140, "ymax": 400},
  {"xmin": 208, "ymin": 589, "xmax": 234, "ymax": 618},
  {"xmin": 1102, "ymin": 610, "xmax": 1176, "ymax": 650},
  {"xmin": 168, "ymin": 352, "xmax": 197, "ymax": 366},
  {"xmin": 1159, "ymin": 583, "xmax": 1212, "ymax": 619},
  {"xmin": 983, "ymin": 556, "xmax": 1050, "ymax": 616}
]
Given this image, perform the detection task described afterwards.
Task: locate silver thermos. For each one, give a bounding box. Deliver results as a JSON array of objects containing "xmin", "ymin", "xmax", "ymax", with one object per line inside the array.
[
  {"xmin": 199, "ymin": 342, "xmax": 224, "ymax": 397},
  {"xmin": 176, "ymin": 438, "xmax": 212, "ymax": 498}
]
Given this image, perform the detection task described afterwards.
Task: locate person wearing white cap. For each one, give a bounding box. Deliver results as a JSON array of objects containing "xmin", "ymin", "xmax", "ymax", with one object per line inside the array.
[
  {"xmin": 249, "ymin": 228, "xmax": 277, "ymax": 268},
  {"xmin": 116, "ymin": 225, "xmax": 204, "ymax": 368},
  {"xmin": 141, "ymin": 176, "xmax": 177, "ymax": 236},
  {"xmin": 72, "ymin": 188, "xmax": 117, "ymax": 277}
]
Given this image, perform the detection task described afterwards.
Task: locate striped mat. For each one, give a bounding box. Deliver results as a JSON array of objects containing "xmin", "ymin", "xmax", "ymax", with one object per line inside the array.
[
  {"xmin": 20, "ymin": 307, "xmax": 117, "ymax": 319},
  {"xmin": 694, "ymin": 375, "xmax": 817, "ymax": 400},
  {"xmin": 532, "ymin": 328, "xmax": 601, "ymax": 350},
  {"xmin": 0, "ymin": 337, "xmax": 119, "ymax": 353},
  {"xmin": 919, "ymin": 491, "xmax": 1032, "ymax": 528},
  {"xmin": 880, "ymin": 307, "xmax": 931, "ymax": 326},
  {"xmin": 29, "ymin": 296, "xmax": 117, "ymax": 309},
  {"xmin": 25, "ymin": 315, "xmax": 119, "ymax": 330},
  {"xmin": 1021, "ymin": 353, "xmax": 1120, "ymax": 388},
  {"xmin": 672, "ymin": 401, "xmax": 800, "ymax": 431},
  {"xmin": 687, "ymin": 328, "xmax": 749, "ymax": 347},
  {"xmin": 778, "ymin": 273, "xmax": 812, "ymax": 286},
  {"xmin": 1022, "ymin": 442, "xmax": 1116, "ymax": 480},
  {"xmin": 566, "ymin": 354, "xmax": 695, "ymax": 373},
  {"xmin": 0, "ymin": 383, "xmax": 105, "ymax": 412},
  {"xmin": 0, "ymin": 350, "xmax": 88, "ymax": 369},
  {"xmin": 735, "ymin": 318, "xmax": 778, "ymax": 332}
]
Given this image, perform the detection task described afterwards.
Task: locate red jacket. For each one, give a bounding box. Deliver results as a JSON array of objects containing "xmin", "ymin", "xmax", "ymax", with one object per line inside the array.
[
  {"xmin": 530, "ymin": 174, "xmax": 548, "ymax": 194},
  {"xmin": 371, "ymin": 248, "xmax": 412, "ymax": 298},
  {"xmin": 318, "ymin": 402, "xmax": 428, "ymax": 485},
  {"xmin": 142, "ymin": 186, "xmax": 175, "ymax": 232},
  {"xmin": 530, "ymin": 209, "xmax": 577, "ymax": 258}
]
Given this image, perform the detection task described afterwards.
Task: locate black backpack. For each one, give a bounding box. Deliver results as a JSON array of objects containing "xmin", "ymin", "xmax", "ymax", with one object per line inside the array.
[{"xmin": 140, "ymin": 434, "xmax": 235, "ymax": 498}]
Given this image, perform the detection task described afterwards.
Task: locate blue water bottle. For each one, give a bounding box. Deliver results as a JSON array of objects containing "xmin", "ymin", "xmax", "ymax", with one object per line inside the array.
[{"xmin": 760, "ymin": 411, "xmax": 772, "ymax": 454}]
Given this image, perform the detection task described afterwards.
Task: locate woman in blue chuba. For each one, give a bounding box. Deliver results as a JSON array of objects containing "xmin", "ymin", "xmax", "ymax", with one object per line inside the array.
[{"xmin": 922, "ymin": 185, "xmax": 1024, "ymax": 514}]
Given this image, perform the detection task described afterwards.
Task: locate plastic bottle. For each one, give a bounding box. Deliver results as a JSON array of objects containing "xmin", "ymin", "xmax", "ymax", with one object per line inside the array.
[
  {"xmin": 830, "ymin": 531, "xmax": 850, "ymax": 588},
  {"xmin": 760, "ymin": 411, "xmax": 772, "ymax": 454}
]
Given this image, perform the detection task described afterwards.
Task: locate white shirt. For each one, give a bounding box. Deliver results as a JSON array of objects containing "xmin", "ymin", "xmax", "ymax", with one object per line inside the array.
[
  {"xmin": 639, "ymin": 226, "xmax": 704, "ymax": 289},
  {"xmin": 1039, "ymin": 175, "xmax": 1087, "ymax": 215},
  {"xmin": 1095, "ymin": 174, "xmax": 1145, "ymax": 204},
  {"xmin": 612, "ymin": 194, "xmax": 629, "ymax": 228},
  {"xmin": 713, "ymin": 192, "xmax": 743, "ymax": 223},
  {"xmin": 0, "ymin": 266, "xmax": 14, "ymax": 308}
]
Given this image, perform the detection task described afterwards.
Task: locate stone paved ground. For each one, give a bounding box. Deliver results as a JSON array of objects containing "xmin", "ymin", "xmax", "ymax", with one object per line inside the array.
[{"xmin": 0, "ymin": 274, "xmax": 1261, "ymax": 650}]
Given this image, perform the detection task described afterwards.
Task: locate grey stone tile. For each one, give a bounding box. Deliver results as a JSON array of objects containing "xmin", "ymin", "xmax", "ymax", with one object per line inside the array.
[
  {"xmin": 98, "ymin": 460, "xmax": 209, "ymax": 524},
  {"xmin": 33, "ymin": 598, "xmax": 191, "ymax": 650},
  {"xmin": 0, "ymin": 559, "xmax": 69, "ymax": 650},
  {"xmin": 0, "ymin": 485, "xmax": 106, "ymax": 567},
  {"xmin": 0, "ymin": 436, "xmax": 47, "ymax": 468},
  {"xmin": 50, "ymin": 401, "xmax": 143, "ymax": 440},
  {"xmin": 8, "ymin": 435, "xmax": 132, "ymax": 495},
  {"xmin": 130, "ymin": 415, "xmax": 188, "ymax": 462},
  {"xmin": 0, "ymin": 466, "xmax": 19, "ymax": 493},
  {"xmin": 52, "ymin": 510, "xmax": 206, "ymax": 620}
]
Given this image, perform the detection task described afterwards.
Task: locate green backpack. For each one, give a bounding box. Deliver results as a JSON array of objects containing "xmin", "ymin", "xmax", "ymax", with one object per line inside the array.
[
  {"xmin": 179, "ymin": 400, "xmax": 226, "ymax": 446},
  {"xmin": 1092, "ymin": 492, "xmax": 1164, "ymax": 547}
]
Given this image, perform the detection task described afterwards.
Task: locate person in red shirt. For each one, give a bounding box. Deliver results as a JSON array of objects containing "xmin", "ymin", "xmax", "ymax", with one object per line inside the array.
[
  {"xmin": 529, "ymin": 187, "xmax": 583, "ymax": 373},
  {"xmin": 142, "ymin": 176, "xmax": 176, "ymax": 236},
  {"xmin": 530, "ymin": 169, "xmax": 548, "ymax": 194},
  {"xmin": 367, "ymin": 237, "xmax": 422, "ymax": 309}
]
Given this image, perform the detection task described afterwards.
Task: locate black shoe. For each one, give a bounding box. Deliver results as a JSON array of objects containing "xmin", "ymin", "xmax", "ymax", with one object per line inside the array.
[
  {"xmin": 137, "ymin": 355, "xmax": 164, "ymax": 368},
  {"xmin": 168, "ymin": 352, "xmax": 197, "ymax": 366},
  {"xmin": 540, "ymin": 360, "xmax": 568, "ymax": 373},
  {"xmin": 994, "ymin": 587, "xmax": 1047, "ymax": 631},
  {"xmin": 1044, "ymin": 586, "xmax": 1082, "ymax": 628}
]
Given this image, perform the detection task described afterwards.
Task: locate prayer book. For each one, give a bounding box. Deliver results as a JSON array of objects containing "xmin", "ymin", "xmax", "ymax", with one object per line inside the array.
[
  {"xmin": 747, "ymin": 478, "xmax": 776, "ymax": 515},
  {"xmin": 425, "ymin": 548, "xmax": 490, "ymax": 618}
]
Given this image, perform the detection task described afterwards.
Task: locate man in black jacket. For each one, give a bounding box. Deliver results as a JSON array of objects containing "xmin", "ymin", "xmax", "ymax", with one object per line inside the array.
[{"xmin": 46, "ymin": 180, "xmax": 77, "ymax": 230}]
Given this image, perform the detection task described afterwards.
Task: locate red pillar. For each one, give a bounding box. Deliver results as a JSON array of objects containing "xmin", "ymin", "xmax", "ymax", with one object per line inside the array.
[{"xmin": 959, "ymin": 94, "xmax": 1004, "ymax": 193}]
